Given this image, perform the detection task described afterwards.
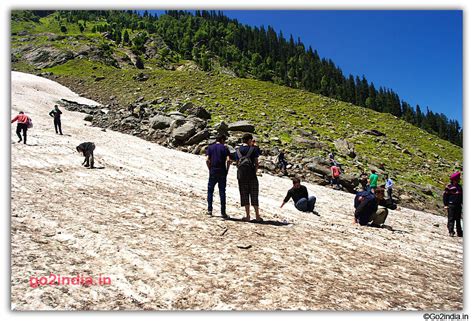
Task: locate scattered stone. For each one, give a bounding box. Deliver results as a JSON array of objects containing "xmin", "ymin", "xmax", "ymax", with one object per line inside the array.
[
  {"xmin": 228, "ymin": 120, "xmax": 255, "ymax": 133},
  {"xmin": 214, "ymin": 121, "xmax": 228, "ymax": 134},
  {"xmin": 135, "ymin": 73, "xmax": 149, "ymax": 81},
  {"xmin": 363, "ymin": 129, "xmax": 386, "ymax": 136},
  {"xmin": 421, "ymin": 186, "xmax": 434, "ymax": 196}
]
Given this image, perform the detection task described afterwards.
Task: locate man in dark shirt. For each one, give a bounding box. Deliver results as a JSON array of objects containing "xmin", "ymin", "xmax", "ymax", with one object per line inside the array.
[
  {"xmin": 235, "ymin": 133, "xmax": 262, "ymax": 222},
  {"xmin": 76, "ymin": 142, "xmax": 95, "ymax": 168},
  {"xmin": 354, "ymin": 187, "xmax": 397, "ymax": 227},
  {"xmin": 49, "ymin": 105, "xmax": 63, "ymax": 135},
  {"xmin": 206, "ymin": 134, "xmax": 231, "ymax": 218},
  {"xmin": 280, "ymin": 177, "xmax": 317, "ymax": 214},
  {"xmin": 443, "ymin": 171, "xmax": 463, "ymax": 237}
]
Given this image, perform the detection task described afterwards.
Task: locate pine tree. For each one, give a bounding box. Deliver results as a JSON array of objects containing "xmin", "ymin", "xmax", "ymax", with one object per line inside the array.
[
  {"xmin": 123, "ymin": 29, "xmax": 130, "ymax": 44},
  {"xmin": 415, "ymin": 105, "xmax": 423, "ymax": 127}
]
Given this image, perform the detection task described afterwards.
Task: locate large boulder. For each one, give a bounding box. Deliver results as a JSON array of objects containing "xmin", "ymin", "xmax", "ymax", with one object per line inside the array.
[
  {"xmin": 23, "ymin": 47, "xmax": 74, "ymax": 69},
  {"xmin": 334, "ymin": 139, "xmax": 356, "ymax": 158},
  {"xmin": 186, "ymin": 117, "xmax": 207, "ymax": 131},
  {"xmin": 150, "ymin": 115, "xmax": 172, "ymax": 130},
  {"xmin": 228, "ymin": 121, "xmax": 255, "ymax": 133},
  {"xmin": 308, "ymin": 156, "xmax": 332, "ymax": 167},
  {"xmin": 339, "ymin": 174, "xmax": 359, "ymax": 193},
  {"xmin": 306, "ymin": 163, "xmax": 331, "ymax": 177},
  {"xmin": 170, "ymin": 121, "xmax": 198, "ymax": 144},
  {"xmin": 168, "ymin": 111, "xmax": 186, "ymax": 120},
  {"xmin": 185, "ymin": 129, "xmax": 210, "ymax": 145}
]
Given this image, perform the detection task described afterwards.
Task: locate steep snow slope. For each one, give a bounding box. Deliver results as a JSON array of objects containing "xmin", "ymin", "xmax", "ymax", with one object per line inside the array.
[{"xmin": 10, "ymin": 71, "xmax": 462, "ymax": 310}]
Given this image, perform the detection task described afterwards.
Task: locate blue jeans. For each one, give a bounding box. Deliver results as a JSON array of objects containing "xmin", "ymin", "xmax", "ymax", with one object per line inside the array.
[
  {"xmin": 207, "ymin": 174, "xmax": 227, "ymax": 215},
  {"xmin": 295, "ymin": 196, "xmax": 316, "ymax": 212}
]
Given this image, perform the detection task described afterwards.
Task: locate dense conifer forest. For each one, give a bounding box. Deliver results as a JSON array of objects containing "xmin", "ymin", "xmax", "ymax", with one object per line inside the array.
[{"xmin": 13, "ymin": 9, "xmax": 463, "ymax": 146}]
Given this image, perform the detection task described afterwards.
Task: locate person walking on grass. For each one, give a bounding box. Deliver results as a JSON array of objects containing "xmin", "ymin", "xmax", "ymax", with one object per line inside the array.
[
  {"xmin": 443, "ymin": 171, "xmax": 463, "ymax": 237},
  {"xmin": 280, "ymin": 177, "xmax": 318, "ymax": 215},
  {"xmin": 11, "ymin": 111, "xmax": 31, "ymax": 144},
  {"xmin": 368, "ymin": 169, "xmax": 379, "ymax": 193},
  {"xmin": 206, "ymin": 134, "xmax": 232, "ymax": 219},
  {"xmin": 236, "ymin": 133, "xmax": 262, "ymax": 222},
  {"xmin": 49, "ymin": 104, "xmax": 63, "ymax": 135},
  {"xmin": 76, "ymin": 142, "xmax": 95, "ymax": 168}
]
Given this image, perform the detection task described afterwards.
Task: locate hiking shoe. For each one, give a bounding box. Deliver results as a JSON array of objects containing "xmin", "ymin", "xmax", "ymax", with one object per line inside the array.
[
  {"xmin": 449, "ymin": 232, "xmax": 455, "ymax": 237},
  {"xmin": 221, "ymin": 213, "xmax": 229, "ymax": 219},
  {"xmin": 17, "ymin": 139, "xmax": 22, "ymax": 143},
  {"xmin": 207, "ymin": 211, "xmax": 212, "ymax": 216}
]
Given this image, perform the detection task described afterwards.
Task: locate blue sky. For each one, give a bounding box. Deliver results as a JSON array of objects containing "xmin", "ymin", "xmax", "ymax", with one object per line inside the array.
[{"xmin": 150, "ymin": 10, "xmax": 463, "ymax": 125}]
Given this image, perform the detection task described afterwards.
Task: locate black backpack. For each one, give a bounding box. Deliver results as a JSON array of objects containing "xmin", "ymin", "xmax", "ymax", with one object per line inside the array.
[{"xmin": 236, "ymin": 146, "xmax": 256, "ymax": 180}]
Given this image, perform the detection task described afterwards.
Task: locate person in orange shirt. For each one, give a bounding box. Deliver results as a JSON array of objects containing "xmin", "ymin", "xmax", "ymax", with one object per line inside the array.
[{"xmin": 11, "ymin": 111, "xmax": 30, "ymax": 144}]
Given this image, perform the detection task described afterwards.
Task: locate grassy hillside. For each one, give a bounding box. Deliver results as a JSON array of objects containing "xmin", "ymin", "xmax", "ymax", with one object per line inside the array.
[{"xmin": 11, "ymin": 11, "xmax": 463, "ymax": 214}]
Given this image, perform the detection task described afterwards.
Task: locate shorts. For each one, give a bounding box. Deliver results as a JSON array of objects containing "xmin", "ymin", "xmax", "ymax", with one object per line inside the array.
[{"xmin": 238, "ymin": 178, "xmax": 259, "ymax": 206}]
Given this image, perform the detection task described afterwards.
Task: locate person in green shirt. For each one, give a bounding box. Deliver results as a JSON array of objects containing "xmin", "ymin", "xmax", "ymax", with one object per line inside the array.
[{"xmin": 368, "ymin": 169, "xmax": 379, "ymax": 193}]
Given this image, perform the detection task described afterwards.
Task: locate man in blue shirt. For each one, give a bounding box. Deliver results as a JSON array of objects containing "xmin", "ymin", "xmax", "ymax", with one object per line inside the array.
[
  {"xmin": 354, "ymin": 187, "xmax": 397, "ymax": 227},
  {"xmin": 206, "ymin": 134, "xmax": 231, "ymax": 218}
]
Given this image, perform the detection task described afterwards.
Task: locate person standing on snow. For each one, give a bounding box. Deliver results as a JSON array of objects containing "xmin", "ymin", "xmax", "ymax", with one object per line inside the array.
[
  {"xmin": 11, "ymin": 111, "xmax": 31, "ymax": 144},
  {"xmin": 49, "ymin": 105, "xmax": 63, "ymax": 135}
]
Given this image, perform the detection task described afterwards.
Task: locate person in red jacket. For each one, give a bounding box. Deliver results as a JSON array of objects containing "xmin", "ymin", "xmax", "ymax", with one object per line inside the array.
[
  {"xmin": 330, "ymin": 163, "xmax": 342, "ymax": 190},
  {"xmin": 11, "ymin": 111, "xmax": 30, "ymax": 144}
]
